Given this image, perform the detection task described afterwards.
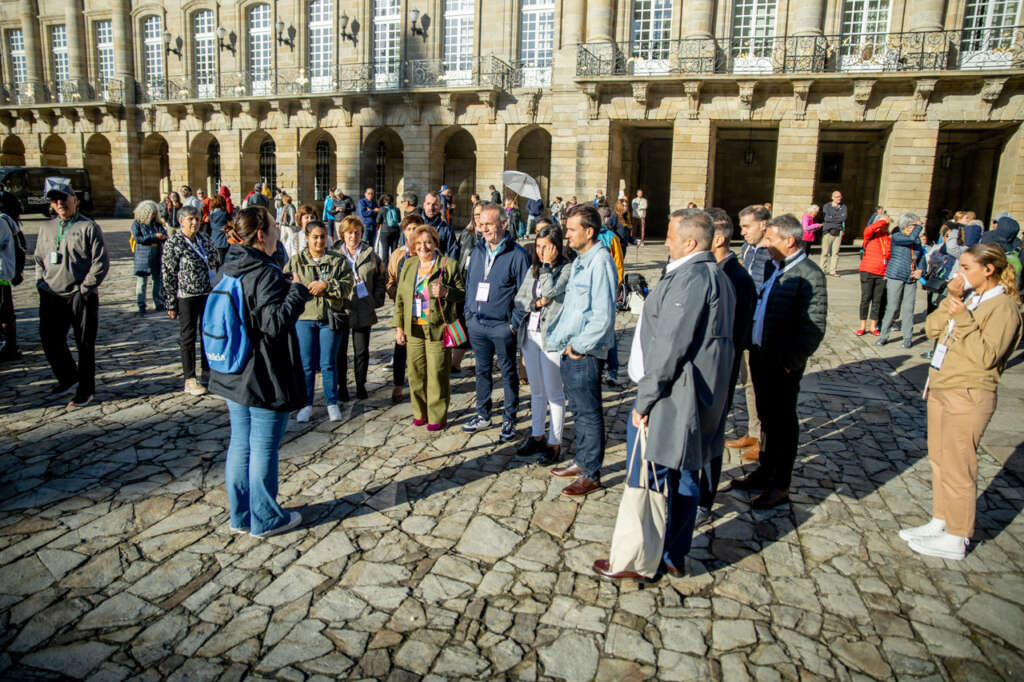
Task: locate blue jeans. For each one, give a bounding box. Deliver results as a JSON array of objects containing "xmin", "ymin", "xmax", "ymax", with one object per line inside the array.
[
  {"xmin": 605, "ymin": 336, "xmax": 619, "ymax": 379},
  {"xmin": 561, "ymin": 354, "xmax": 604, "ymax": 480},
  {"xmin": 363, "ymin": 222, "xmax": 376, "ymax": 245},
  {"xmin": 626, "ymin": 413, "xmax": 700, "ymax": 569},
  {"xmin": 468, "ymin": 320, "xmax": 519, "ymax": 422},
  {"xmin": 224, "ymin": 399, "xmax": 291, "ymax": 535},
  {"xmin": 879, "ymin": 278, "xmax": 918, "ymax": 345},
  {"xmin": 296, "ymin": 320, "xmax": 341, "ymax": 405}
]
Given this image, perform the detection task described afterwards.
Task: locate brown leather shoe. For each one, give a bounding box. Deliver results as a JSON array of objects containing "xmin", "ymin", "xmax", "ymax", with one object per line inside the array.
[
  {"xmin": 663, "ymin": 562, "xmax": 685, "ymax": 577},
  {"xmin": 751, "ymin": 488, "xmax": 790, "ymax": 510},
  {"xmin": 592, "ymin": 558, "xmax": 650, "ymax": 581},
  {"xmin": 740, "ymin": 444, "xmax": 760, "ymax": 462},
  {"xmin": 726, "ymin": 434, "xmax": 758, "ymax": 449},
  {"xmin": 550, "ymin": 463, "xmax": 582, "ymax": 478},
  {"xmin": 562, "ymin": 476, "xmax": 601, "ymax": 497}
]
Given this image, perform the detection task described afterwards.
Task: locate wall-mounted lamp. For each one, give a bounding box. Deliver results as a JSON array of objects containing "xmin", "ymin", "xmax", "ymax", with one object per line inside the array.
[
  {"xmin": 216, "ymin": 26, "xmax": 236, "ymax": 54},
  {"xmin": 163, "ymin": 31, "xmax": 181, "ymax": 57},
  {"xmin": 941, "ymin": 153, "xmax": 952, "ymax": 170},
  {"xmin": 339, "ymin": 12, "xmax": 355, "ymax": 42},
  {"xmin": 409, "ymin": 9, "xmax": 427, "ymax": 39},
  {"xmin": 276, "ymin": 20, "xmax": 294, "ymax": 49}
]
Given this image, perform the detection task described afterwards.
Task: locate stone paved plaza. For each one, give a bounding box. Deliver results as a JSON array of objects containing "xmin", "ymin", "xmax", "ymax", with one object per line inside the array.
[{"xmin": 1, "ymin": 217, "xmax": 1023, "ymax": 681}]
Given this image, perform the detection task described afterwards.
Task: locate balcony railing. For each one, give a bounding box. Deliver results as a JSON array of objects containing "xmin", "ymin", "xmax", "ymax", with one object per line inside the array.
[
  {"xmin": 577, "ymin": 26, "xmax": 1024, "ymax": 77},
  {"xmin": 0, "ymin": 77, "xmax": 124, "ymax": 105}
]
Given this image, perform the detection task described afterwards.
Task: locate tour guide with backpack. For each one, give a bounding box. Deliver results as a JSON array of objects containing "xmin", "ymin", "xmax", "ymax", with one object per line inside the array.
[{"xmin": 203, "ymin": 206, "xmax": 311, "ymax": 538}]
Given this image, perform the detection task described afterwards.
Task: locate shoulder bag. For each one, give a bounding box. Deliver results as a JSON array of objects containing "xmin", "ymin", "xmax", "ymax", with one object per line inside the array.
[{"xmin": 607, "ymin": 426, "xmax": 667, "ymax": 578}]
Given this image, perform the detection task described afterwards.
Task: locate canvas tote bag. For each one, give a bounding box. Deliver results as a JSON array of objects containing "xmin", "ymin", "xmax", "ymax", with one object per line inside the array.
[{"xmin": 607, "ymin": 425, "xmax": 668, "ymax": 578}]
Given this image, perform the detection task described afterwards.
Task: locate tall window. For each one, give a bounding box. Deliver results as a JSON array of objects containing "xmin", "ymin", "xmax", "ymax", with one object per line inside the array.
[
  {"xmin": 631, "ymin": 0, "xmax": 672, "ymax": 74},
  {"xmin": 730, "ymin": 0, "xmax": 776, "ymax": 73},
  {"xmin": 519, "ymin": 0, "xmax": 554, "ymax": 85},
  {"xmin": 193, "ymin": 10, "xmax": 216, "ymax": 98},
  {"xmin": 961, "ymin": 0, "xmax": 1020, "ymax": 68},
  {"xmin": 248, "ymin": 4, "xmax": 272, "ymax": 95},
  {"xmin": 259, "ymin": 138, "xmax": 276, "ymax": 186},
  {"xmin": 7, "ymin": 29, "xmax": 27, "ymax": 86},
  {"xmin": 838, "ymin": 1, "xmax": 890, "ymax": 69},
  {"xmin": 50, "ymin": 25, "xmax": 70, "ymax": 100},
  {"xmin": 315, "ymin": 139, "xmax": 330, "ymax": 200},
  {"xmin": 142, "ymin": 16, "xmax": 164, "ymax": 97},
  {"xmin": 373, "ymin": 0, "xmax": 400, "ymax": 88},
  {"xmin": 443, "ymin": 0, "xmax": 474, "ymax": 85},
  {"xmin": 208, "ymin": 140, "xmax": 221, "ymax": 191},
  {"xmin": 375, "ymin": 141, "xmax": 388, "ymax": 196},
  {"xmin": 95, "ymin": 20, "xmax": 115, "ymax": 87},
  {"xmin": 308, "ymin": 0, "xmax": 333, "ymax": 92}
]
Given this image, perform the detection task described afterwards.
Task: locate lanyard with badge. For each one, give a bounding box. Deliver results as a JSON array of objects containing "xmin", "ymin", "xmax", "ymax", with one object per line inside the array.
[
  {"xmin": 185, "ymin": 236, "xmax": 215, "ymax": 283},
  {"xmin": 346, "ymin": 247, "xmax": 369, "ymax": 298},
  {"xmin": 923, "ymin": 281, "xmax": 1004, "ymax": 397},
  {"xmin": 413, "ymin": 257, "xmax": 436, "ymax": 318},
  {"xmin": 49, "ymin": 218, "xmax": 74, "ymax": 264},
  {"xmin": 477, "ymin": 242, "xmax": 502, "ymax": 303}
]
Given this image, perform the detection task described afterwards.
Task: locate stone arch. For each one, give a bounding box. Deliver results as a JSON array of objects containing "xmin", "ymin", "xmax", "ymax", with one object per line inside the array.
[
  {"xmin": 188, "ymin": 131, "xmax": 222, "ymax": 195},
  {"xmin": 84, "ymin": 134, "xmax": 116, "ymax": 216},
  {"xmin": 299, "ymin": 129, "xmax": 336, "ymax": 210},
  {"xmin": 360, "ymin": 127, "xmax": 405, "ymax": 202},
  {"xmin": 241, "ymin": 129, "xmax": 277, "ymax": 193},
  {"xmin": 507, "ymin": 126, "xmax": 552, "ymax": 208},
  {"xmin": 1, "ymin": 136, "xmax": 26, "ymax": 165},
  {"xmin": 141, "ymin": 133, "xmax": 171, "ymax": 201},
  {"xmin": 432, "ymin": 127, "xmax": 476, "ymax": 228},
  {"xmin": 41, "ymin": 135, "xmax": 68, "ymax": 167}
]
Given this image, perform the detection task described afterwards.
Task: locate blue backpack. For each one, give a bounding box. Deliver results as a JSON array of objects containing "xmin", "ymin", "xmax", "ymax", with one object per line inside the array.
[{"xmin": 203, "ymin": 273, "xmax": 252, "ymax": 373}]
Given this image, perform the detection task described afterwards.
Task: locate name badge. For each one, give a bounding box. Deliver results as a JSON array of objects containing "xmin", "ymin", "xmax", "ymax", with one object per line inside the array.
[
  {"xmin": 208, "ymin": 269, "xmax": 216, "ymax": 285},
  {"xmin": 528, "ymin": 311, "xmax": 541, "ymax": 332},
  {"xmin": 355, "ymin": 281, "xmax": 369, "ymax": 298},
  {"xmin": 414, "ymin": 299, "xmax": 422, "ymax": 318},
  {"xmin": 475, "ymin": 282, "xmax": 491, "ymax": 302},
  {"xmin": 49, "ymin": 252, "xmax": 60, "ymax": 265},
  {"xmin": 930, "ymin": 343, "xmax": 948, "ymax": 371}
]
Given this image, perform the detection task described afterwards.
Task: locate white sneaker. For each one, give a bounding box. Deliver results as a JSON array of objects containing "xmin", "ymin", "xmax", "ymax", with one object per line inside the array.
[
  {"xmin": 898, "ymin": 518, "xmax": 946, "ymax": 542},
  {"xmin": 908, "ymin": 531, "xmax": 967, "ymax": 560},
  {"xmin": 252, "ymin": 511, "xmax": 303, "ymax": 538},
  {"xmin": 184, "ymin": 378, "xmax": 208, "ymax": 396},
  {"xmin": 327, "ymin": 404, "xmax": 342, "ymax": 421},
  {"xmin": 296, "ymin": 405, "xmax": 313, "ymax": 422}
]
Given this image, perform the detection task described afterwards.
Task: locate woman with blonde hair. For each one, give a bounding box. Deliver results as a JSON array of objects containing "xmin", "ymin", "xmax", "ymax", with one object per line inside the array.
[
  {"xmin": 801, "ymin": 204, "xmax": 822, "ymax": 255},
  {"xmin": 131, "ymin": 199, "xmax": 168, "ymax": 315},
  {"xmin": 901, "ymin": 243, "xmax": 1022, "ymax": 560}
]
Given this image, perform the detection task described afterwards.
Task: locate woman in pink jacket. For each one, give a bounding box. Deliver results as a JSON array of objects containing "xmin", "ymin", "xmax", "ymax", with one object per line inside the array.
[{"xmin": 801, "ymin": 204, "xmax": 822, "ymax": 255}]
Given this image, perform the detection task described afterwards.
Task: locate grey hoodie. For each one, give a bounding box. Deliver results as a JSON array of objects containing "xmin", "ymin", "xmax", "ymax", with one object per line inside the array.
[{"xmin": 33, "ymin": 213, "xmax": 109, "ymax": 298}]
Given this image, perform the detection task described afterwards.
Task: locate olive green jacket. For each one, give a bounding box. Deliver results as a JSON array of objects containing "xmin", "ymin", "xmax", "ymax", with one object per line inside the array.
[
  {"xmin": 393, "ymin": 255, "xmax": 466, "ymax": 342},
  {"xmin": 284, "ymin": 249, "xmax": 354, "ymax": 322},
  {"xmin": 335, "ymin": 242, "xmax": 386, "ymax": 328}
]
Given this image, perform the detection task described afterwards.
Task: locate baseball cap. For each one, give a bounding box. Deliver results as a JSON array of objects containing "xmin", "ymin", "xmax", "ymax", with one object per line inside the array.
[
  {"xmin": 44, "ymin": 177, "xmax": 74, "ymax": 200},
  {"xmin": 440, "ymin": 185, "xmax": 449, "ymax": 192}
]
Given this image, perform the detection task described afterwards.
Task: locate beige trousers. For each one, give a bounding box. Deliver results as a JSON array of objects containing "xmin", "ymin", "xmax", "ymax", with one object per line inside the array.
[
  {"xmin": 738, "ymin": 349, "xmax": 762, "ymax": 441},
  {"xmin": 820, "ymin": 232, "xmax": 842, "ymax": 275}
]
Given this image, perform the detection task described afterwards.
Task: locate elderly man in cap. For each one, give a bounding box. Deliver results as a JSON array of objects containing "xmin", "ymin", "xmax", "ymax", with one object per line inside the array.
[{"xmin": 33, "ymin": 178, "xmax": 109, "ymax": 407}]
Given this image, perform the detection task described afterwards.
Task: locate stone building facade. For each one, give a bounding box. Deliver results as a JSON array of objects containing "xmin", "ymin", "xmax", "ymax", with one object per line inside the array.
[{"xmin": 0, "ymin": 0, "xmax": 1021, "ymax": 236}]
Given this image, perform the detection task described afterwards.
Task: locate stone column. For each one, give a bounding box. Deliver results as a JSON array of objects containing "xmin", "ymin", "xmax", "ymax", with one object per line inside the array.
[
  {"xmin": 683, "ymin": 0, "xmax": 715, "ymax": 39},
  {"xmin": 669, "ymin": 115, "xmax": 713, "ymax": 210},
  {"xmin": 790, "ymin": 0, "xmax": 825, "ymax": 36},
  {"xmin": 993, "ymin": 123, "xmax": 1024, "ymax": 220},
  {"xmin": 907, "ymin": 0, "xmax": 944, "ymax": 32},
  {"xmin": 574, "ymin": 117, "xmax": 611, "ymax": 199},
  {"xmin": 111, "ymin": 0, "xmax": 136, "ymax": 104},
  {"xmin": 878, "ymin": 120, "xmax": 940, "ymax": 219},
  {"xmin": 65, "ymin": 0, "xmax": 86, "ymax": 96},
  {"xmin": 18, "ymin": 0, "xmax": 44, "ymax": 103},
  {"xmin": 475, "ymin": 123, "xmax": 506, "ymax": 198},
  {"xmin": 551, "ymin": 0, "xmax": 585, "ymax": 80},
  {"xmin": 586, "ymin": 0, "xmax": 613, "ymax": 44},
  {"xmin": 772, "ymin": 119, "xmax": 820, "ymax": 218}
]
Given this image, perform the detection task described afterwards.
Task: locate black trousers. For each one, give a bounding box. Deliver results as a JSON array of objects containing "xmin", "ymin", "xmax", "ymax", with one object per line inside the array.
[
  {"xmin": 335, "ymin": 315, "xmax": 371, "ymax": 393},
  {"xmin": 392, "ymin": 342, "xmax": 407, "ymax": 387},
  {"xmin": 0, "ymin": 284, "xmax": 17, "ymax": 353},
  {"xmin": 178, "ymin": 294, "xmax": 209, "ymax": 380},
  {"xmin": 39, "ymin": 288, "xmax": 99, "ymax": 395},
  {"xmin": 749, "ymin": 346, "xmax": 804, "ymax": 491},
  {"xmin": 858, "ymin": 271, "xmax": 885, "ymax": 321}
]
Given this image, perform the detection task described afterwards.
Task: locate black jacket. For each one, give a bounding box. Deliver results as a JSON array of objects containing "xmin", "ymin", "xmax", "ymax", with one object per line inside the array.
[
  {"xmin": 720, "ymin": 252, "xmax": 756, "ymax": 352},
  {"xmin": 759, "ymin": 254, "xmax": 828, "ymax": 374},
  {"xmin": 208, "ymin": 245, "xmax": 313, "ymax": 411}
]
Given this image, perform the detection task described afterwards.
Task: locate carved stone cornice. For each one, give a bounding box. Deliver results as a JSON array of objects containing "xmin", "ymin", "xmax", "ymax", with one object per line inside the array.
[
  {"xmin": 332, "ymin": 96, "xmax": 353, "ymax": 126},
  {"xmin": 853, "ymin": 79, "xmax": 876, "ymax": 120},
  {"xmin": 912, "ymin": 78, "xmax": 938, "ymax": 121},
  {"xmin": 439, "ymin": 92, "xmax": 459, "ymax": 123},
  {"xmin": 484, "ymin": 89, "xmax": 499, "ymax": 124},
  {"xmin": 737, "ymin": 81, "xmax": 757, "ymax": 120},
  {"xmin": 583, "ymin": 84, "xmax": 601, "ymax": 120},
  {"xmin": 980, "ymin": 77, "xmax": 1008, "ymax": 120},
  {"xmin": 792, "ymin": 79, "xmax": 813, "ymax": 121},
  {"xmin": 522, "ymin": 89, "xmax": 540, "ymax": 124},
  {"xmin": 404, "ymin": 94, "xmax": 422, "ymax": 124},
  {"xmin": 683, "ymin": 81, "xmax": 702, "ymax": 120}
]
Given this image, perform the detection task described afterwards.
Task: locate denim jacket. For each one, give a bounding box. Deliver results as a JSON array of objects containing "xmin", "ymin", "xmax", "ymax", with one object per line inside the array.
[{"xmin": 544, "ymin": 243, "xmax": 618, "ymax": 357}]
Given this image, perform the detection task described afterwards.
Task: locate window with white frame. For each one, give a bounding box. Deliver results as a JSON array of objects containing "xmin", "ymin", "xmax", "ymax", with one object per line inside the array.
[
  {"xmin": 7, "ymin": 29, "xmax": 27, "ymax": 86},
  {"xmin": 519, "ymin": 0, "xmax": 554, "ymax": 85},
  {"xmin": 373, "ymin": 0, "xmax": 400, "ymax": 88},
  {"xmin": 142, "ymin": 16, "xmax": 164, "ymax": 97},
  {"xmin": 308, "ymin": 0, "xmax": 333, "ymax": 92},
  {"xmin": 838, "ymin": 1, "xmax": 891, "ymax": 70},
  {"xmin": 193, "ymin": 10, "xmax": 216, "ymax": 98},
  {"xmin": 248, "ymin": 4, "xmax": 272, "ymax": 95},
  {"xmin": 443, "ymin": 0, "xmax": 474, "ymax": 85},
  {"xmin": 315, "ymin": 139, "xmax": 331, "ymax": 200},
  {"xmin": 730, "ymin": 0, "xmax": 776, "ymax": 73},
  {"xmin": 50, "ymin": 25, "xmax": 71, "ymax": 99},
  {"xmin": 95, "ymin": 20, "xmax": 115, "ymax": 87},
  {"xmin": 961, "ymin": 0, "xmax": 1020, "ymax": 67},
  {"xmin": 259, "ymin": 138, "xmax": 277, "ymax": 186},
  {"xmin": 631, "ymin": 0, "xmax": 673, "ymax": 74}
]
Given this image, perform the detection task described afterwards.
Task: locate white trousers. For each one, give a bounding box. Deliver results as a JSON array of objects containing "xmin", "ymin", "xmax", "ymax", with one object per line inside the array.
[{"xmin": 522, "ymin": 330, "xmax": 565, "ymax": 444}]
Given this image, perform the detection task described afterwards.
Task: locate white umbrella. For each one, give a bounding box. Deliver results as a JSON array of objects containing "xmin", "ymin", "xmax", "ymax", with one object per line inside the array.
[{"xmin": 501, "ymin": 170, "xmax": 541, "ymax": 201}]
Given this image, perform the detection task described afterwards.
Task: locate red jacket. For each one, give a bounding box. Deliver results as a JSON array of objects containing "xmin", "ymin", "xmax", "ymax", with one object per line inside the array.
[{"xmin": 859, "ymin": 219, "xmax": 891, "ymax": 275}]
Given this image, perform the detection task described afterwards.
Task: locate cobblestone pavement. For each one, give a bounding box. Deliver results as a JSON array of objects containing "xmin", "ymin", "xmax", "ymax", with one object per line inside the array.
[{"xmin": 1, "ymin": 217, "xmax": 1022, "ymax": 681}]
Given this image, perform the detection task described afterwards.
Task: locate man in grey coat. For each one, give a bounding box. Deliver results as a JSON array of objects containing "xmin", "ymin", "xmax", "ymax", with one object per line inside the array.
[{"xmin": 593, "ymin": 209, "xmax": 735, "ymax": 579}]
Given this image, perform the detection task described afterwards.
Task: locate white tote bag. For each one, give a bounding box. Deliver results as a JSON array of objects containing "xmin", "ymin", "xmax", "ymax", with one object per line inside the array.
[{"xmin": 607, "ymin": 426, "xmax": 668, "ymax": 578}]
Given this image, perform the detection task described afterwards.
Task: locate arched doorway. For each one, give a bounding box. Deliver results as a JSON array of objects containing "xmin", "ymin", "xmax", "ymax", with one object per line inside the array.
[
  {"xmin": 41, "ymin": 135, "xmax": 67, "ymax": 167},
  {"xmin": 299, "ymin": 130, "xmax": 336, "ymax": 210},
  {"xmin": 141, "ymin": 134, "xmax": 171, "ymax": 201},
  {"xmin": 84, "ymin": 134, "xmax": 115, "ymax": 216},
  {"xmin": 241, "ymin": 131, "xmax": 277, "ymax": 193},
  {"xmin": 360, "ymin": 128, "xmax": 405, "ymax": 201},
  {"xmin": 188, "ymin": 133, "xmax": 221, "ymax": 195},
  {"xmin": 510, "ymin": 127, "xmax": 552, "ymax": 212},
  {"xmin": 1, "ymin": 137, "xmax": 25, "ymax": 165},
  {"xmin": 442, "ymin": 129, "xmax": 476, "ymax": 228}
]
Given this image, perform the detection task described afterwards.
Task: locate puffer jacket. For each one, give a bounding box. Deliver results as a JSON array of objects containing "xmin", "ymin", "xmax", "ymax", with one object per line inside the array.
[
  {"xmin": 885, "ymin": 224, "xmax": 926, "ymax": 283},
  {"xmin": 161, "ymin": 230, "xmax": 220, "ymax": 310},
  {"xmin": 514, "ymin": 260, "xmax": 571, "ymax": 349},
  {"xmin": 131, "ymin": 219, "xmax": 167, "ymax": 276},
  {"xmin": 979, "ymin": 216, "xmax": 1021, "ymax": 254},
  {"xmin": 334, "ymin": 242, "xmax": 386, "ymax": 328},
  {"xmin": 859, "ymin": 219, "xmax": 890, "ymax": 276},
  {"xmin": 283, "ymin": 248, "xmax": 354, "ymax": 322}
]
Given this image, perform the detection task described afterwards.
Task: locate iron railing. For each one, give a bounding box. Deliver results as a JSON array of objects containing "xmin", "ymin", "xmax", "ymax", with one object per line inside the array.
[
  {"xmin": 577, "ymin": 26, "xmax": 1024, "ymax": 77},
  {"xmin": 0, "ymin": 77, "xmax": 124, "ymax": 105}
]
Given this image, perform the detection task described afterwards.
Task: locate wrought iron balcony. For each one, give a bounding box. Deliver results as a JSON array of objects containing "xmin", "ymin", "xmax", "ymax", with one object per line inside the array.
[
  {"xmin": 0, "ymin": 78, "xmax": 125, "ymax": 105},
  {"xmin": 510, "ymin": 60, "xmax": 553, "ymax": 88},
  {"xmin": 577, "ymin": 26, "xmax": 1024, "ymax": 77}
]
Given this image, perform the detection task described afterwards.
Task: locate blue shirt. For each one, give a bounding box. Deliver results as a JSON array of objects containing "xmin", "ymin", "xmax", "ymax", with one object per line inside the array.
[
  {"xmin": 357, "ymin": 198, "xmax": 377, "ymax": 227},
  {"xmin": 545, "ymin": 242, "xmax": 618, "ymax": 356}
]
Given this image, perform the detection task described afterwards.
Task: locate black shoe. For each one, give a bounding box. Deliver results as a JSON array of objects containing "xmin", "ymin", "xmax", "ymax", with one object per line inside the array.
[
  {"xmin": 0, "ymin": 348, "xmax": 23, "ymax": 363},
  {"xmin": 499, "ymin": 419, "xmax": 516, "ymax": 442},
  {"xmin": 356, "ymin": 386, "xmax": 369, "ymax": 400},
  {"xmin": 51, "ymin": 379, "xmax": 79, "ymax": 397},
  {"xmin": 725, "ymin": 471, "xmax": 768, "ymax": 492},
  {"xmin": 516, "ymin": 437, "xmax": 546, "ymax": 456},
  {"xmin": 338, "ymin": 387, "xmax": 351, "ymax": 402},
  {"xmin": 901, "ymin": 340, "xmax": 913, "ymax": 349},
  {"xmin": 539, "ymin": 446, "xmax": 561, "ymax": 466}
]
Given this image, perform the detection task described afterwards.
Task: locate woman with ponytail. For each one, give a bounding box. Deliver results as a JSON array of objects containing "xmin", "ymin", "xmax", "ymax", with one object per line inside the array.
[{"xmin": 900, "ymin": 243, "xmax": 1022, "ymax": 560}]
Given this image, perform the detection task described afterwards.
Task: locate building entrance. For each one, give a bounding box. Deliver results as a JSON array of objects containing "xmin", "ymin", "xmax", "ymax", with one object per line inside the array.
[{"xmin": 712, "ymin": 127, "xmax": 778, "ymax": 222}]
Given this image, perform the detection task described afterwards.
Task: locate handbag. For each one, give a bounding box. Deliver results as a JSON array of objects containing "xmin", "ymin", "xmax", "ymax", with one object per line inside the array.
[
  {"xmin": 607, "ymin": 426, "xmax": 668, "ymax": 578},
  {"xmin": 435, "ymin": 258, "xmax": 467, "ymax": 348}
]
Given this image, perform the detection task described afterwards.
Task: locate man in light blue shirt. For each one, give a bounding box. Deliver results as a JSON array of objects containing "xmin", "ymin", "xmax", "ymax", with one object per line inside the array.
[{"xmin": 545, "ymin": 203, "xmax": 618, "ymax": 497}]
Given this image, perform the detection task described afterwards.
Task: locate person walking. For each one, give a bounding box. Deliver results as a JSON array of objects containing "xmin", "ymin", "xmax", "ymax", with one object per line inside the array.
[
  {"xmin": 819, "ymin": 190, "xmax": 847, "ymax": 277},
  {"xmin": 387, "ymin": 214, "xmax": 427, "ymax": 403},
  {"xmin": 858, "ymin": 213, "xmax": 891, "ymax": 336},
  {"xmin": 376, "ymin": 193, "xmax": 402, "ymax": 264},
  {"xmin": 277, "ymin": 193, "xmax": 297, "ymax": 229},
  {"xmin": 162, "ymin": 204, "xmax": 220, "ymax": 396},
  {"xmin": 726, "ymin": 214, "xmax": 827, "ymax": 509},
  {"xmin": 285, "ymin": 221, "xmax": 353, "ymax": 423},
  {"xmin": 800, "ymin": 204, "xmax": 822, "ymax": 255},
  {"xmin": 876, "ymin": 214, "xmax": 926, "ymax": 348},
  {"xmin": 514, "ymin": 223, "xmax": 570, "ymax": 462},
  {"xmin": 545, "ymin": 204, "xmax": 618, "ymax": 496},
  {"xmin": 358, "ymin": 187, "xmax": 379, "ymax": 245},
  {"xmin": 462, "ymin": 202, "xmax": 531, "ymax": 440},
  {"xmin": 33, "ymin": 178, "xmax": 110, "ymax": 407},
  {"xmin": 526, "ymin": 197, "xmax": 544, "ymax": 236},
  {"xmin": 130, "ymin": 200, "xmax": 168, "ymax": 316},
  {"xmin": 209, "ymin": 194, "xmax": 231, "ymax": 263},
  {"xmin": 393, "ymin": 224, "xmax": 465, "ymax": 430},
  {"xmin": 334, "ymin": 215, "xmax": 386, "ymax": 400},
  {"xmin": 549, "ymin": 196, "xmax": 563, "ymax": 227},
  {"xmin": 489, "ymin": 185, "xmax": 502, "ymax": 205},
  {"xmin": 631, "ymin": 189, "xmax": 648, "ymax": 244},
  {"xmin": 901, "ymin": 243, "xmax": 1022, "ymax": 559},
  {"xmin": 279, "ymin": 196, "xmax": 306, "ymax": 260}
]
